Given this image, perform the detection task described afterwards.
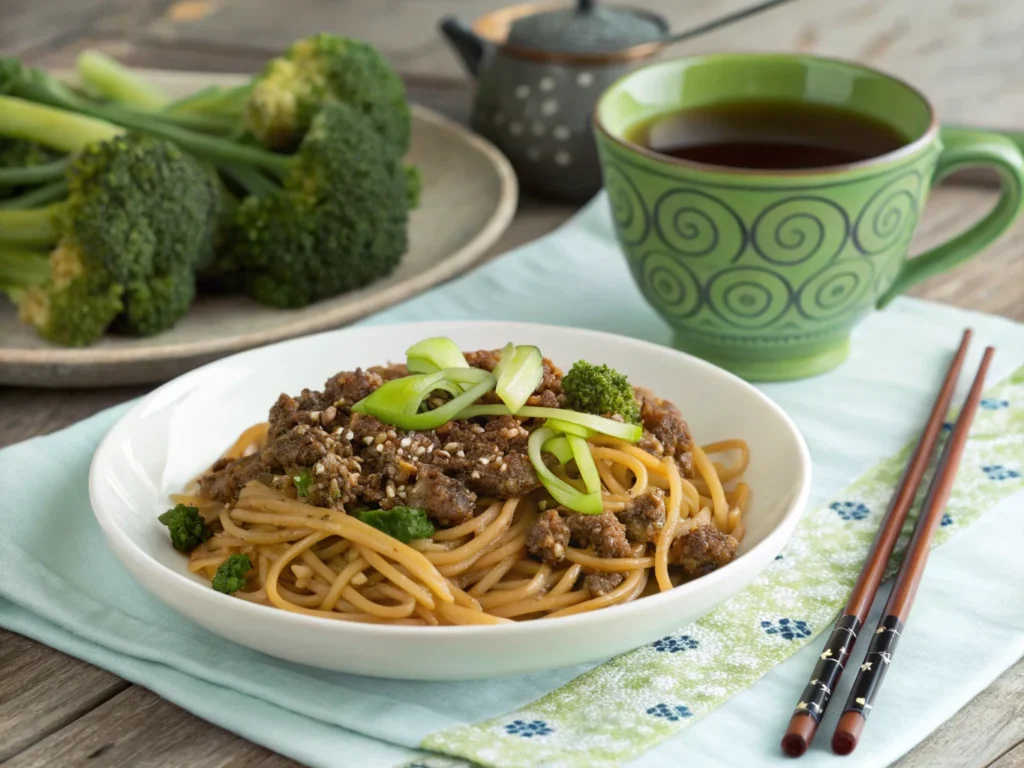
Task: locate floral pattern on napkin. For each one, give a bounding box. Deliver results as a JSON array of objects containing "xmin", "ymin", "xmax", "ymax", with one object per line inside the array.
[{"xmin": 414, "ymin": 365, "xmax": 1024, "ymax": 768}]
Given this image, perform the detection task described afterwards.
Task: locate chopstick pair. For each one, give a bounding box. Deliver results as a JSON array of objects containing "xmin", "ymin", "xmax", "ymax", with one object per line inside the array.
[{"xmin": 780, "ymin": 329, "xmax": 994, "ymax": 758}]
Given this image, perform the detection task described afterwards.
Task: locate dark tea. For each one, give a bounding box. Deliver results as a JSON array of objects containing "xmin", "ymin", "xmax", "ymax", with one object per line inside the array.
[{"xmin": 626, "ymin": 100, "xmax": 908, "ymax": 170}]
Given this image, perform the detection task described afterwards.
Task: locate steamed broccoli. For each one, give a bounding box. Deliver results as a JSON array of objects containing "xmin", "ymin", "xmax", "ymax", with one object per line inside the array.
[
  {"xmin": 244, "ymin": 34, "xmax": 411, "ymax": 153},
  {"xmin": 212, "ymin": 553, "xmax": 252, "ymax": 594},
  {"xmin": 0, "ymin": 96, "xmax": 221, "ymax": 345},
  {"xmin": 562, "ymin": 361, "xmax": 641, "ymax": 425},
  {"xmin": 354, "ymin": 507, "xmax": 435, "ymax": 543},
  {"xmin": 208, "ymin": 103, "xmax": 415, "ymax": 307},
  {"xmin": 158, "ymin": 503, "xmax": 212, "ymax": 552}
]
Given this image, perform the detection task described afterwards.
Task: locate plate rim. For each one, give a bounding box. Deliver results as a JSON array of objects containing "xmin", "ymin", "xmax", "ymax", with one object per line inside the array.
[
  {"xmin": 0, "ymin": 101, "xmax": 518, "ymax": 369},
  {"xmin": 89, "ymin": 319, "xmax": 812, "ymax": 640}
]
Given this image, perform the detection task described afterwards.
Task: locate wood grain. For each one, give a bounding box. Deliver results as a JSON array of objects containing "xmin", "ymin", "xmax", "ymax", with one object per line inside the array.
[
  {"xmin": 3, "ymin": 684, "xmax": 300, "ymax": 768},
  {"xmin": 0, "ymin": 631, "xmax": 130, "ymax": 761}
]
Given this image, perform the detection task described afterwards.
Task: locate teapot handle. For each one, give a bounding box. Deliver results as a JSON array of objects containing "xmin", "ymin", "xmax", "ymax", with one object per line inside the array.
[{"xmin": 439, "ymin": 16, "xmax": 491, "ymax": 79}]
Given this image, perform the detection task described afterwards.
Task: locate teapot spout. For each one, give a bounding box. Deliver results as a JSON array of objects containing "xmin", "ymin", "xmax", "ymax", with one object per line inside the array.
[{"xmin": 439, "ymin": 16, "xmax": 491, "ymax": 78}]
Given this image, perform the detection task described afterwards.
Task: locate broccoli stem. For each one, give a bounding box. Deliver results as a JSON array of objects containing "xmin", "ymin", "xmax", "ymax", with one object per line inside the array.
[
  {"xmin": 0, "ymin": 178, "xmax": 69, "ymax": 210},
  {"xmin": 165, "ymin": 83, "xmax": 250, "ymax": 119},
  {"xmin": 0, "ymin": 203, "xmax": 63, "ymax": 247},
  {"xmin": 0, "ymin": 96, "xmax": 123, "ymax": 152},
  {"xmin": 220, "ymin": 163, "xmax": 281, "ymax": 198},
  {"xmin": 0, "ymin": 157, "xmax": 69, "ymax": 188},
  {"xmin": 77, "ymin": 51, "xmax": 169, "ymax": 110},
  {"xmin": 0, "ymin": 246, "xmax": 50, "ymax": 294}
]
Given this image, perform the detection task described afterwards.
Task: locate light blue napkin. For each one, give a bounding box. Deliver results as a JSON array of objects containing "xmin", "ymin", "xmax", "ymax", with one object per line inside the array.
[{"xmin": 1, "ymin": 196, "xmax": 1022, "ymax": 768}]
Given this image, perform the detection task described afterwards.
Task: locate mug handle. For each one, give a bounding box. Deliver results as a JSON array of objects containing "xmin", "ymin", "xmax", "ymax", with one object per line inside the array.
[{"xmin": 877, "ymin": 128, "xmax": 1024, "ymax": 307}]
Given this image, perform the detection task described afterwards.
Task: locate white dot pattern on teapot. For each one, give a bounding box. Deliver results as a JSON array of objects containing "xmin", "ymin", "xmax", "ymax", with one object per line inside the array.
[
  {"xmin": 555, "ymin": 150, "xmax": 572, "ymax": 166},
  {"xmin": 514, "ymin": 84, "xmax": 531, "ymax": 99},
  {"xmin": 539, "ymin": 77, "xmax": 556, "ymax": 92},
  {"xmin": 541, "ymin": 98, "xmax": 559, "ymax": 116},
  {"xmin": 553, "ymin": 125, "xmax": 571, "ymax": 141},
  {"xmin": 531, "ymin": 122, "xmax": 545, "ymax": 136},
  {"xmin": 509, "ymin": 121, "xmax": 525, "ymax": 136},
  {"xmin": 576, "ymin": 72, "xmax": 594, "ymax": 87}
]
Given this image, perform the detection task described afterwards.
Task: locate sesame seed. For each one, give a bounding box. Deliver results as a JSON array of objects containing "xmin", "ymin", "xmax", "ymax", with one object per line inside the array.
[
  {"xmin": 386, "ymin": 485, "xmax": 396, "ymax": 498},
  {"xmin": 399, "ymin": 491, "xmax": 407, "ymax": 499},
  {"xmin": 478, "ymin": 457, "xmax": 490, "ymax": 465},
  {"xmin": 400, "ymin": 437, "xmax": 411, "ymax": 448},
  {"xmin": 315, "ymin": 463, "xmax": 325, "ymax": 475},
  {"xmin": 415, "ymin": 446, "xmax": 426, "ymax": 456},
  {"xmin": 309, "ymin": 411, "xmax": 320, "ymax": 419},
  {"xmin": 472, "ymin": 425, "xmax": 485, "ymax": 434},
  {"xmin": 435, "ymin": 450, "xmax": 450, "ymax": 459},
  {"xmin": 376, "ymin": 444, "xmax": 384, "ymax": 453},
  {"xmin": 444, "ymin": 442, "xmax": 458, "ymax": 451},
  {"xmin": 333, "ymin": 427, "xmax": 344, "ymax": 436},
  {"xmin": 398, "ymin": 485, "xmax": 405, "ymax": 492},
  {"xmin": 456, "ymin": 450, "xmax": 465, "ymax": 458},
  {"xmin": 362, "ymin": 436, "xmax": 374, "ymax": 445},
  {"xmin": 345, "ymin": 431, "xmax": 355, "ymax": 440},
  {"xmin": 539, "ymin": 500, "xmax": 548, "ymax": 510},
  {"xmin": 500, "ymin": 463, "xmax": 509, "ymax": 473},
  {"xmin": 387, "ymin": 430, "xmax": 397, "ymax": 439},
  {"xmin": 397, "ymin": 448, "xmax": 404, "ymax": 457},
  {"xmin": 471, "ymin": 471, "xmax": 481, "ymax": 479},
  {"xmin": 427, "ymin": 444, "xmax": 435, "ymax": 453}
]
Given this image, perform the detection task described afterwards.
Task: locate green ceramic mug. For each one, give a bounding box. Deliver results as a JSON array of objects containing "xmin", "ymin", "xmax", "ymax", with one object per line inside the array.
[{"xmin": 593, "ymin": 54, "xmax": 1024, "ymax": 380}]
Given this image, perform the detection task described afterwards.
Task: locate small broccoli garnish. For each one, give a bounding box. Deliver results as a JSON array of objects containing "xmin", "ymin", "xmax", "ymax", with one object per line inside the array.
[
  {"xmin": 158, "ymin": 503, "xmax": 211, "ymax": 552},
  {"xmin": 244, "ymin": 34, "xmax": 410, "ymax": 153},
  {"xmin": 354, "ymin": 507, "xmax": 435, "ymax": 543},
  {"xmin": 212, "ymin": 553, "xmax": 252, "ymax": 594},
  {"xmin": 293, "ymin": 468, "xmax": 313, "ymax": 497},
  {"xmin": 562, "ymin": 361, "xmax": 641, "ymax": 425}
]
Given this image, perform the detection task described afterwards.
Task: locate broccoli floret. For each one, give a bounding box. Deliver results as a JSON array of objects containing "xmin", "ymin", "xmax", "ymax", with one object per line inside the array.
[
  {"xmin": 0, "ymin": 97, "xmax": 221, "ymax": 345},
  {"xmin": 354, "ymin": 507, "xmax": 435, "ymax": 543},
  {"xmin": 158, "ymin": 503, "xmax": 211, "ymax": 552},
  {"xmin": 562, "ymin": 361, "xmax": 641, "ymax": 425},
  {"xmin": 211, "ymin": 103, "xmax": 414, "ymax": 307},
  {"xmin": 244, "ymin": 34, "xmax": 410, "ymax": 153},
  {"xmin": 212, "ymin": 553, "xmax": 252, "ymax": 594}
]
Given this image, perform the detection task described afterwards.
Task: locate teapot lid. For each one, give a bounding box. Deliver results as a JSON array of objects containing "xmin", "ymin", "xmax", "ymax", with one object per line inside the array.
[{"xmin": 506, "ymin": 4, "xmax": 667, "ymax": 54}]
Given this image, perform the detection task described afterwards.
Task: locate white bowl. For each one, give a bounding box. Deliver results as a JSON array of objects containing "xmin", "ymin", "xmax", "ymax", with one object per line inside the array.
[{"xmin": 90, "ymin": 321, "xmax": 811, "ymax": 680}]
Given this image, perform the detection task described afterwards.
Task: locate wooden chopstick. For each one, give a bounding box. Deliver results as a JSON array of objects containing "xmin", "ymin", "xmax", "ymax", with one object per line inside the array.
[
  {"xmin": 780, "ymin": 329, "xmax": 973, "ymax": 757},
  {"xmin": 831, "ymin": 345, "xmax": 995, "ymax": 756}
]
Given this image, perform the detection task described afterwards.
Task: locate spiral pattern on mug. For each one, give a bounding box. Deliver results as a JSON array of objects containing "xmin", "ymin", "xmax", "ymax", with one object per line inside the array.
[
  {"xmin": 603, "ymin": 163, "xmax": 650, "ymax": 246},
  {"xmin": 653, "ymin": 188, "xmax": 746, "ymax": 259},
  {"xmin": 751, "ymin": 196, "xmax": 850, "ymax": 265},
  {"xmin": 853, "ymin": 171, "xmax": 923, "ymax": 255},
  {"xmin": 637, "ymin": 251, "xmax": 702, "ymax": 319},
  {"xmin": 796, "ymin": 259, "xmax": 876, "ymax": 321},
  {"xmin": 706, "ymin": 266, "xmax": 793, "ymax": 329}
]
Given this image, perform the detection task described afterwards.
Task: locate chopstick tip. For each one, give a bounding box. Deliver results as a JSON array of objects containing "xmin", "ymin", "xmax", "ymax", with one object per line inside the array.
[
  {"xmin": 832, "ymin": 712, "xmax": 865, "ymax": 755},
  {"xmin": 781, "ymin": 733, "xmax": 808, "ymax": 758}
]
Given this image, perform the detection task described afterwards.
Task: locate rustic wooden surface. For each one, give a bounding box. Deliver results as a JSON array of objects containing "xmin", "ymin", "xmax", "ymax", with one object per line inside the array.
[{"xmin": 2, "ymin": 0, "xmax": 1023, "ymax": 765}]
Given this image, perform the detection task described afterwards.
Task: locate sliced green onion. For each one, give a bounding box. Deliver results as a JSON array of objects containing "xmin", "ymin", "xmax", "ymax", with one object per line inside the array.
[
  {"xmin": 494, "ymin": 343, "xmax": 542, "ymax": 414},
  {"xmin": 528, "ymin": 427, "xmax": 603, "ymax": 515},
  {"xmin": 353, "ymin": 369, "xmax": 496, "ymax": 431},
  {"xmin": 567, "ymin": 434, "xmax": 601, "ymax": 494},
  {"xmin": 542, "ymin": 435, "xmax": 573, "ymax": 465},
  {"xmin": 545, "ymin": 417, "xmax": 596, "ymax": 439},
  {"xmin": 457, "ymin": 404, "xmax": 642, "ymax": 443},
  {"xmin": 406, "ymin": 336, "xmax": 469, "ymax": 375}
]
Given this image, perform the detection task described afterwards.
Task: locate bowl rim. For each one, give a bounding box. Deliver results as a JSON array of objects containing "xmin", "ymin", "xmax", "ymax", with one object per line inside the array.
[{"xmin": 89, "ymin": 319, "xmax": 812, "ymax": 640}]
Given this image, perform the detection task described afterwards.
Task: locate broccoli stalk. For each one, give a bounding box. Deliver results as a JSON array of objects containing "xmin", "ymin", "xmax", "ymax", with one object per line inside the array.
[
  {"xmin": 76, "ymin": 50, "xmax": 169, "ymax": 110},
  {"xmin": 0, "ymin": 95, "xmax": 221, "ymax": 346},
  {"xmin": 562, "ymin": 361, "xmax": 642, "ymax": 425},
  {"xmin": 0, "ymin": 247, "xmax": 49, "ymax": 299}
]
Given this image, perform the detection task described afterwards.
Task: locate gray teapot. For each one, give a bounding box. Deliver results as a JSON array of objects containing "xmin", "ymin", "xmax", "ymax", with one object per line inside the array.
[{"xmin": 441, "ymin": 3, "xmax": 668, "ymax": 202}]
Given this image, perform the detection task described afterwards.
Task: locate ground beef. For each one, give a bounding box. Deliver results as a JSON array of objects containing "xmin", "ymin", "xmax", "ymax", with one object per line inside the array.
[
  {"xmin": 368, "ymin": 362, "xmax": 409, "ymax": 381},
  {"xmin": 583, "ymin": 571, "xmax": 624, "ymax": 595},
  {"xmin": 430, "ymin": 416, "xmax": 540, "ymax": 498},
  {"xmin": 618, "ymin": 491, "xmax": 666, "ymax": 544},
  {"xmin": 669, "ymin": 524, "xmax": 737, "ymax": 577},
  {"xmin": 405, "ymin": 465, "xmax": 478, "ymax": 526},
  {"xmin": 199, "ymin": 453, "xmax": 264, "ymax": 503},
  {"xmin": 260, "ymin": 423, "xmax": 333, "ymax": 471},
  {"xmin": 563, "ymin": 510, "xmax": 632, "ymax": 558},
  {"xmin": 634, "ymin": 386, "xmax": 693, "ymax": 475},
  {"xmin": 324, "ymin": 368, "xmax": 384, "ymax": 410},
  {"xmin": 526, "ymin": 508, "xmax": 570, "ymax": 565},
  {"xmin": 304, "ymin": 453, "xmax": 362, "ymax": 509}
]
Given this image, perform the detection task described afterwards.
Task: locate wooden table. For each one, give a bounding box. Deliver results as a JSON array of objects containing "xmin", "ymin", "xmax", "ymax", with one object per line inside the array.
[{"xmin": 2, "ymin": 0, "xmax": 1023, "ymax": 765}]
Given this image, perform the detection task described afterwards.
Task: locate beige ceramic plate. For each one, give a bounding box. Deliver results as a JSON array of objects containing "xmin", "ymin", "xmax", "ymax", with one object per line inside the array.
[{"xmin": 0, "ymin": 71, "xmax": 517, "ymax": 387}]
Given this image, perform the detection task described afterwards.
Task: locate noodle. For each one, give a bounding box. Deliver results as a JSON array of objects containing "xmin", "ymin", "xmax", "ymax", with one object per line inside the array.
[{"xmin": 178, "ymin": 391, "xmax": 751, "ymax": 625}]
